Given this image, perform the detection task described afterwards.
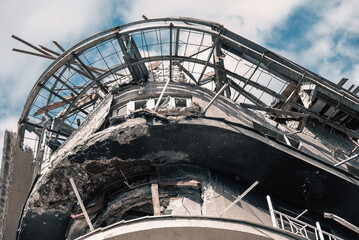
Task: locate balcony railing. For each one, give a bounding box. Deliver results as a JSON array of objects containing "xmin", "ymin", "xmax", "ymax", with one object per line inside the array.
[
  {"xmin": 267, "ymin": 195, "xmax": 343, "ymax": 240},
  {"xmin": 273, "ymin": 210, "xmax": 343, "ymax": 240}
]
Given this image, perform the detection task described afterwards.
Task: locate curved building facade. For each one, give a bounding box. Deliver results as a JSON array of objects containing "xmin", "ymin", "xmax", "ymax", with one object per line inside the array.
[{"xmin": 1, "ymin": 17, "xmax": 359, "ymax": 239}]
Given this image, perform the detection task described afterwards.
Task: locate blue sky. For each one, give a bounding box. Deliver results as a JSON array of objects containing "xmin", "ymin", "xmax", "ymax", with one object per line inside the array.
[{"xmin": 0, "ymin": 0, "xmax": 359, "ymax": 157}]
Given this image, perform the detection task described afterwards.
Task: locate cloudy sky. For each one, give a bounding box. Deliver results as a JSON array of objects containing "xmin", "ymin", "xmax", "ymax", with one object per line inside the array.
[{"xmin": 0, "ymin": 0, "xmax": 359, "ymax": 157}]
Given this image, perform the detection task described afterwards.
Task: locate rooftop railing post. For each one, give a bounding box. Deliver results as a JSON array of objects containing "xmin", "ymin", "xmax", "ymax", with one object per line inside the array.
[
  {"xmin": 266, "ymin": 195, "xmax": 278, "ymax": 228},
  {"xmin": 316, "ymin": 222, "xmax": 325, "ymax": 240}
]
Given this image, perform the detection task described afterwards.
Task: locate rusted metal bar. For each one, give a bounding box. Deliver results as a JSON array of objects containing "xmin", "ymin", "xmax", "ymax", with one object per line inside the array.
[
  {"xmin": 294, "ymin": 209, "xmax": 308, "ymax": 220},
  {"xmin": 334, "ymin": 154, "xmax": 358, "ymax": 167},
  {"xmin": 12, "ymin": 35, "xmax": 51, "ymax": 56},
  {"xmin": 14, "ymin": 46, "xmax": 111, "ymax": 81},
  {"xmin": 50, "ymin": 41, "xmax": 110, "ymax": 77},
  {"xmin": 155, "ymin": 78, "xmax": 171, "ymax": 110},
  {"xmin": 87, "ymin": 65, "xmax": 125, "ymax": 77},
  {"xmin": 13, "ymin": 47, "xmax": 93, "ymax": 81},
  {"xmin": 69, "ymin": 178, "xmax": 95, "ymax": 231},
  {"xmin": 236, "ymin": 52, "xmax": 266, "ymax": 100},
  {"xmin": 321, "ymin": 96, "xmax": 343, "ymax": 129},
  {"xmin": 197, "ymin": 33, "xmax": 221, "ymax": 85},
  {"xmin": 350, "ymin": 138, "xmax": 359, "ymax": 153},
  {"xmin": 229, "ymin": 80, "xmax": 267, "ymax": 107},
  {"xmin": 202, "ymin": 83, "xmax": 229, "ymax": 114},
  {"xmin": 186, "ymin": 45, "xmax": 212, "ymax": 58},
  {"xmin": 52, "ymin": 74, "xmax": 80, "ymax": 95},
  {"xmin": 39, "ymin": 84, "xmax": 88, "ymax": 115},
  {"xmin": 68, "ymin": 64, "xmax": 92, "ymax": 79},
  {"xmin": 53, "ymin": 40, "xmax": 65, "ymax": 52},
  {"xmin": 12, "ymin": 48, "xmax": 55, "ymax": 60},
  {"xmin": 73, "ymin": 53, "xmax": 108, "ymax": 94},
  {"xmin": 116, "ymin": 34, "xmax": 141, "ymax": 81},
  {"xmin": 23, "ymin": 120, "xmax": 70, "ymax": 137},
  {"xmin": 39, "ymin": 45, "xmax": 61, "ymax": 56},
  {"xmin": 218, "ymin": 181, "xmax": 259, "ymax": 217},
  {"xmin": 51, "ymin": 42, "xmax": 95, "ymax": 81},
  {"xmin": 174, "ymin": 62, "xmax": 197, "ymax": 84},
  {"xmin": 174, "ymin": 28, "xmax": 180, "ymax": 56},
  {"xmin": 274, "ymin": 76, "xmax": 304, "ymax": 122}
]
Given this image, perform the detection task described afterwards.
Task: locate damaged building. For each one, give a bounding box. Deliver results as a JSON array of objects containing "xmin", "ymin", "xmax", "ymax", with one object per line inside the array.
[{"xmin": 1, "ymin": 17, "xmax": 359, "ymax": 239}]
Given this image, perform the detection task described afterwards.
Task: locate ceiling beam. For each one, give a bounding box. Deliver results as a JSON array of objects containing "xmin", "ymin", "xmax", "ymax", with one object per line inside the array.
[
  {"xmin": 73, "ymin": 53, "xmax": 108, "ymax": 95},
  {"xmin": 39, "ymin": 84, "xmax": 88, "ymax": 115},
  {"xmin": 116, "ymin": 34, "xmax": 149, "ymax": 82}
]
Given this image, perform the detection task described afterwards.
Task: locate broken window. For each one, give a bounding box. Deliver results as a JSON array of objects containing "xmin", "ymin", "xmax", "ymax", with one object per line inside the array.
[{"xmin": 117, "ymin": 97, "xmax": 193, "ymax": 116}]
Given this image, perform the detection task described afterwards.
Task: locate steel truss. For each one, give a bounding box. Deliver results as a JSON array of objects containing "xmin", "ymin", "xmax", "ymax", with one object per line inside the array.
[{"xmin": 13, "ymin": 17, "xmax": 359, "ymax": 162}]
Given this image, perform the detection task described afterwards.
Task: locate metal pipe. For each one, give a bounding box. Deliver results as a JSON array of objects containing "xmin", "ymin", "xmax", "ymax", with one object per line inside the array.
[
  {"xmin": 169, "ymin": 24, "xmax": 173, "ymax": 87},
  {"xmin": 235, "ymin": 52, "xmax": 266, "ymax": 101},
  {"xmin": 23, "ymin": 120, "xmax": 70, "ymax": 137},
  {"xmin": 218, "ymin": 181, "xmax": 259, "ymax": 217},
  {"xmin": 266, "ymin": 195, "xmax": 278, "ymax": 228},
  {"xmin": 73, "ymin": 53, "xmax": 108, "ymax": 94},
  {"xmin": 154, "ymin": 78, "xmax": 171, "ymax": 110},
  {"xmin": 294, "ymin": 209, "xmax": 308, "ymax": 219},
  {"xmin": 39, "ymin": 45, "xmax": 61, "ymax": 56},
  {"xmin": 324, "ymin": 212, "xmax": 359, "ymax": 234},
  {"xmin": 69, "ymin": 178, "xmax": 95, "ymax": 231},
  {"xmin": 283, "ymin": 135, "xmax": 291, "ymax": 146},
  {"xmin": 174, "ymin": 28, "xmax": 180, "ymax": 56},
  {"xmin": 202, "ymin": 83, "xmax": 228, "ymax": 114},
  {"xmin": 53, "ymin": 40, "xmax": 65, "ymax": 52},
  {"xmin": 154, "ymin": 25, "xmax": 173, "ymax": 111},
  {"xmin": 197, "ymin": 34, "xmax": 220, "ymax": 85},
  {"xmin": 12, "ymin": 35, "xmax": 52, "ymax": 56},
  {"xmin": 334, "ymin": 153, "xmax": 358, "ymax": 167},
  {"xmin": 285, "ymin": 131, "xmax": 301, "ymax": 136},
  {"xmin": 12, "ymin": 48, "xmax": 56, "ymax": 60}
]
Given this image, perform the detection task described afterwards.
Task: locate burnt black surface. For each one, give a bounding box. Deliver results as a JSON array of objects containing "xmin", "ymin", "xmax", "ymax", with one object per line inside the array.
[{"xmin": 18, "ymin": 118, "xmax": 359, "ymax": 239}]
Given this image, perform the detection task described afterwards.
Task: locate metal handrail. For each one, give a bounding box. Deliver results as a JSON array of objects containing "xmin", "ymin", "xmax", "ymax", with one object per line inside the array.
[{"xmin": 273, "ymin": 210, "xmax": 343, "ymax": 240}]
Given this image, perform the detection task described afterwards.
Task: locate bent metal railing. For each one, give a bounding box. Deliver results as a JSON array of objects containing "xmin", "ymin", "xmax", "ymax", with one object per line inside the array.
[
  {"xmin": 267, "ymin": 196, "xmax": 343, "ymax": 240},
  {"xmin": 273, "ymin": 210, "xmax": 343, "ymax": 240}
]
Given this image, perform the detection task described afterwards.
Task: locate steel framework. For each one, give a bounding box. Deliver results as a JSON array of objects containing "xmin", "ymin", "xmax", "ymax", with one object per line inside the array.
[
  {"xmin": 13, "ymin": 17, "xmax": 359, "ymax": 166},
  {"xmin": 8, "ymin": 17, "xmax": 359, "ymax": 240}
]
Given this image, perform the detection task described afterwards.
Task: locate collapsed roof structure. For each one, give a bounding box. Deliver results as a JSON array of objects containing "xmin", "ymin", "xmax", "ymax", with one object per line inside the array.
[{"xmin": 1, "ymin": 17, "xmax": 359, "ymax": 239}]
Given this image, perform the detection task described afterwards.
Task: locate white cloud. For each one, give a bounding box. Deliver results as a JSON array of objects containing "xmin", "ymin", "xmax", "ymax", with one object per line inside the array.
[
  {"xmin": 117, "ymin": 0, "xmax": 306, "ymax": 44},
  {"xmin": 273, "ymin": 0, "xmax": 359, "ymax": 86}
]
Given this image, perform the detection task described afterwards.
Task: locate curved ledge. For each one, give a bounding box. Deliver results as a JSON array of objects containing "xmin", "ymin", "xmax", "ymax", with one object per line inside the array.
[{"xmin": 77, "ymin": 215, "xmax": 303, "ymax": 240}]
